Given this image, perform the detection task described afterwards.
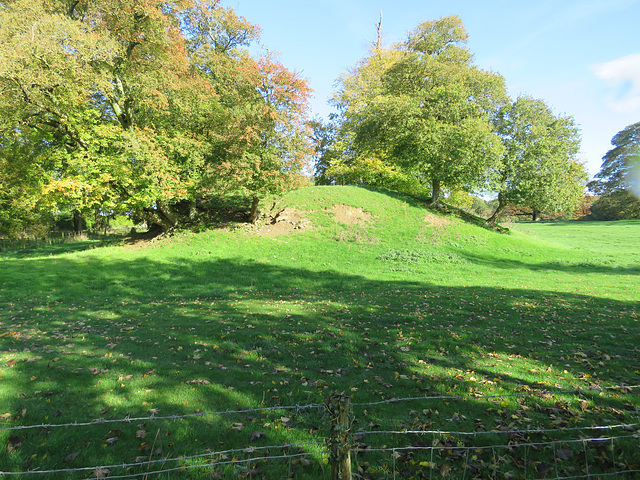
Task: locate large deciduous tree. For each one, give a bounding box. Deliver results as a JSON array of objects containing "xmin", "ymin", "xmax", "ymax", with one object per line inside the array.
[
  {"xmin": 0, "ymin": 0, "xmax": 311, "ymax": 235},
  {"xmin": 487, "ymin": 96, "xmax": 586, "ymax": 224},
  {"xmin": 587, "ymin": 122, "xmax": 640, "ymax": 220},
  {"xmin": 588, "ymin": 122, "xmax": 640, "ymax": 196},
  {"xmin": 331, "ymin": 15, "xmax": 507, "ymax": 205}
]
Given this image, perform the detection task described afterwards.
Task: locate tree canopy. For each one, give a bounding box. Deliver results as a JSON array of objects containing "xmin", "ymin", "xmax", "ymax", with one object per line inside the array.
[
  {"xmin": 331, "ymin": 16, "xmax": 507, "ymax": 205},
  {"xmin": 320, "ymin": 15, "xmax": 587, "ymax": 222},
  {"xmin": 587, "ymin": 122, "xmax": 640, "ymax": 220},
  {"xmin": 0, "ymin": 0, "xmax": 312, "ymax": 235},
  {"xmin": 487, "ymin": 96, "xmax": 585, "ymax": 224},
  {"xmin": 588, "ymin": 122, "xmax": 640, "ymax": 196}
]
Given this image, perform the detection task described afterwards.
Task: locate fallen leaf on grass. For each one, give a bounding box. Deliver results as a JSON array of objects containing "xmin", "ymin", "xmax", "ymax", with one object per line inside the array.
[
  {"xmin": 7, "ymin": 435, "xmax": 23, "ymax": 452},
  {"xmin": 104, "ymin": 437, "xmax": 118, "ymax": 446},
  {"xmin": 136, "ymin": 430, "xmax": 146, "ymax": 438},
  {"xmin": 231, "ymin": 423, "xmax": 244, "ymax": 432},
  {"xmin": 185, "ymin": 379, "xmax": 211, "ymax": 385},
  {"xmin": 536, "ymin": 462, "xmax": 554, "ymax": 474},
  {"xmin": 93, "ymin": 467, "xmax": 110, "ymax": 478},
  {"xmin": 64, "ymin": 451, "xmax": 80, "ymax": 462},
  {"xmin": 138, "ymin": 442, "xmax": 151, "ymax": 451},
  {"xmin": 556, "ymin": 448, "xmax": 573, "ymax": 460}
]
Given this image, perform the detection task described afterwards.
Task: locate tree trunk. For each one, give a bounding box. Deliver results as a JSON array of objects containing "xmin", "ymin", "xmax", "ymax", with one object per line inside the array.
[
  {"xmin": 375, "ymin": 11, "xmax": 383, "ymax": 50},
  {"xmin": 532, "ymin": 209, "xmax": 541, "ymax": 221},
  {"xmin": 486, "ymin": 193, "xmax": 507, "ymax": 226},
  {"xmin": 188, "ymin": 200, "xmax": 197, "ymax": 220},
  {"xmin": 142, "ymin": 201, "xmax": 180, "ymax": 232},
  {"xmin": 73, "ymin": 210, "xmax": 84, "ymax": 233},
  {"xmin": 430, "ymin": 179, "xmax": 441, "ymax": 206},
  {"xmin": 157, "ymin": 201, "xmax": 179, "ymax": 228},
  {"xmin": 249, "ymin": 196, "xmax": 260, "ymax": 224}
]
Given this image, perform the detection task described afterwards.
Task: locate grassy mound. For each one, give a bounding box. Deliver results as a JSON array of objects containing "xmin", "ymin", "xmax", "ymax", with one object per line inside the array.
[{"xmin": 1, "ymin": 186, "xmax": 639, "ymax": 479}]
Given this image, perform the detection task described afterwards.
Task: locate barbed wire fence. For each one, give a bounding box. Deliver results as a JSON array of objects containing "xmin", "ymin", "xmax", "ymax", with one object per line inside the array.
[{"xmin": 1, "ymin": 385, "xmax": 639, "ymax": 479}]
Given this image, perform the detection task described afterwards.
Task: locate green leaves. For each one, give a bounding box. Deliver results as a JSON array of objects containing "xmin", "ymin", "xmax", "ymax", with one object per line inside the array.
[
  {"xmin": 487, "ymin": 96, "xmax": 586, "ymax": 224},
  {"xmin": 330, "ymin": 15, "xmax": 506, "ymax": 204},
  {"xmin": 588, "ymin": 122, "xmax": 640, "ymax": 220},
  {"xmin": 0, "ymin": 0, "xmax": 312, "ymax": 234},
  {"xmin": 588, "ymin": 122, "xmax": 640, "ymax": 195}
]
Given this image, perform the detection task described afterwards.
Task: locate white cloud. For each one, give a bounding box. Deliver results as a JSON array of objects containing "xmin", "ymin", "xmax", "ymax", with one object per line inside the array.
[{"xmin": 592, "ymin": 53, "xmax": 640, "ymax": 113}]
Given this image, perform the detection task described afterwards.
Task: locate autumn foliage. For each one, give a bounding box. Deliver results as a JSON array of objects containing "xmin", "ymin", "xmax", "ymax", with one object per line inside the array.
[{"xmin": 0, "ymin": 0, "xmax": 312, "ymax": 234}]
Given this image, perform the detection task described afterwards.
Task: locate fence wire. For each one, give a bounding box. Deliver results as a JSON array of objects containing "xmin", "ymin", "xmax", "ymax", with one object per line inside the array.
[
  {"xmin": 1, "ymin": 384, "xmax": 638, "ymax": 479},
  {"xmin": 2, "ymin": 384, "xmax": 637, "ymax": 434},
  {"xmin": 356, "ymin": 421, "xmax": 640, "ymax": 438},
  {"xmin": 355, "ymin": 433, "xmax": 640, "ymax": 480},
  {"xmin": 0, "ymin": 402, "xmax": 325, "ymax": 433},
  {"xmin": 0, "ymin": 442, "xmax": 327, "ymax": 478}
]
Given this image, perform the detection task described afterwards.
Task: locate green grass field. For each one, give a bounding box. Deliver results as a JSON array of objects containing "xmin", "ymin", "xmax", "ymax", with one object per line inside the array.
[{"xmin": 1, "ymin": 186, "xmax": 639, "ymax": 479}]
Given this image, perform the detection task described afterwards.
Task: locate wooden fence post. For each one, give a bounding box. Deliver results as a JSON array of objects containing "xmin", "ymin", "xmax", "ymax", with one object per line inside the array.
[{"xmin": 327, "ymin": 392, "xmax": 352, "ymax": 480}]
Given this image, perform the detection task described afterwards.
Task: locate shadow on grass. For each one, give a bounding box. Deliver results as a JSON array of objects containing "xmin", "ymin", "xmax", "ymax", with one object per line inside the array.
[
  {"xmin": 0, "ymin": 237, "xmax": 125, "ymax": 260},
  {"xmin": 357, "ymin": 185, "xmax": 510, "ymax": 234},
  {"xmin": 459, "ymin": 251, "xmax": 640, "ymax": 275},
  {"xmin": 524, "ymin": 220, "xmax": 640, "ymax": 227},
  {"xmin": 1, "ymin": 254, "xmax": 638, "ymax": 477}
]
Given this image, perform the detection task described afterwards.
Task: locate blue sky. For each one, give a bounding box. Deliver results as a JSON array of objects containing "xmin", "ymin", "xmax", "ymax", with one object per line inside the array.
[{"xmin": 231, "ymin": 0, "xmax": 640, "ymax": 177}]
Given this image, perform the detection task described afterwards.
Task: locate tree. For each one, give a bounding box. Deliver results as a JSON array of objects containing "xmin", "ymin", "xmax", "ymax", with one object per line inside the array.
[
  {"xmin": 332, "ymin": 16, "xmax": 507, "ymax": 205},
  {"xmin": 486, "ymin": 96, "xmax": 586, "ymax": 224},
  {"xmin": 587, "ymin": 122, "xmax": 640, "ymax": 220},
  {"xmin": 0, "ymin": 0, "xmax": 311, "ymax": 234},
  {"xmin": 311, "ymin": 117, "xmax": 428, "ymax": 195},
  {"xmin": 0, "ymin": 132, "xmax": 53, "ymax": 237},
  {"xmin": 590, "ymin": 190, "xmax": 640, "ymax": 220},
  {"xmin": 588, "ymin": 122, "xmax": 640, "ymax": 196}
]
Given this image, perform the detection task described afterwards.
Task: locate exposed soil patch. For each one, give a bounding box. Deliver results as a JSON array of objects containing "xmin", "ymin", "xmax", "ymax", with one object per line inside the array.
[
  {"xmin": 330, "ymin": 204, "xmax": 373, "ymax": 225},
  {"xmin": 121, "ymin": 229, "xmax": 164, "ymax": 251},
  {"xmin": 423, "ymin": 212, "xmax": 452, "ymax": 227},
  {"xmin": 256, "ymin": 207, "xmax": 312, "ymax": 237}
]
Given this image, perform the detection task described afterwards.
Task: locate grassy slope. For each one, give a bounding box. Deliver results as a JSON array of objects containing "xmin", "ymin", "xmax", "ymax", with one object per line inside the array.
[{"xmin": 1, "ymin": 186, "xmax": 639, "ymax": 479}]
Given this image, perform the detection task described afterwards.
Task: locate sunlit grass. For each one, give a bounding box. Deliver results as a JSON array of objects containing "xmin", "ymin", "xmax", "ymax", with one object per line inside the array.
[{"xmin": 1, "ymin": 186, "xmax": 639, "ymax": 478}]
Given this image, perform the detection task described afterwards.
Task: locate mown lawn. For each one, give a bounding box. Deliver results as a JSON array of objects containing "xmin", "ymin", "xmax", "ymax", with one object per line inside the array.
[{"xmin": 1, "ymin": 186, "xmax": 639, "ymax": 479}]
